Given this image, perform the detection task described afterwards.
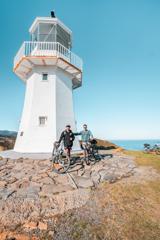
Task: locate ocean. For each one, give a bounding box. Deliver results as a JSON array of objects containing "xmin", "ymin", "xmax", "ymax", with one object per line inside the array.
[{"xmin": 111, "ymin": 139, "xmax": 160, "ymax": 151}]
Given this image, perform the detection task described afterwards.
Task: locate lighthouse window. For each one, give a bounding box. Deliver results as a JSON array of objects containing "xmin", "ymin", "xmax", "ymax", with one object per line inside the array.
[
  {"xmin": 42, "ymin": 73, "xmax": 48, "ymax": 81},
  {"xmin": 39, "ymin": 116, "xmax": 47, "ymax": 126}
]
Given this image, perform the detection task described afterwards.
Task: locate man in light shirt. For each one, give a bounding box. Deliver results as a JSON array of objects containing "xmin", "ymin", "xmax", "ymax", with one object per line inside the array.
[{"xmin": 74, "ymin": 124, "xmax": 94, "ymax": 163}]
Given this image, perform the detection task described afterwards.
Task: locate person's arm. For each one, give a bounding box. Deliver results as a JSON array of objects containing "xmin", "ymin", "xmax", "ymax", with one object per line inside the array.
[
  {"xmin": 73, "ymin": 131, "xmax": 82, "ymax": 136},
  {"xmin": 58, "ymin": 131, "xmax": 64, "ymax": 143},
  {"xmin": 89, "ymin": 130, "xmax": 94, "ymax": 139},
  {"xmin": 71, "ymin": 132, "xmax": 75, "ymax": 141}
]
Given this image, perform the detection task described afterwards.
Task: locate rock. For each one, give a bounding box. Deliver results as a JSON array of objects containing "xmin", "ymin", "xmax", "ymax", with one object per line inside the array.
[
  {"xmin": 0, "ymin": 148, "xmax": 137, "ymax": 237},
  {"xmin": 16, "ymin": 186, "xmax": 40, "ymax": 199},
  {"xmin": 0, "ymin": 189, "xmax": 16, "ymax": 200},
  {"xmin": 23, "ymin": 221, "xmax": 38, "ymax": 230},
  {"xmin": 0, "ymin": 181, "xmax": 7, "ymax": 188},
  {"xmin": 77, "ymin": 168, "xmax": 85, "ymax": 176},
  {"xmin": 0, "ymin": 159, "xmax": 7, "ymax": 167},
  {"xmin": 54, "ymin": 174, "xmax": 69, "ymax": 186},
  {"xmin": 16, "ymin": 179, "xmax": 30, "ymax": 189},
  {"xmin": 90, "ymin": 161, "xmax": 106, "ymax": 172},
  {"xmin": 99, "ymin": 169, "xmax": 110, "ymax": 180},
  {"xmin": 26, "ymin": 188, "xmax": 40, "ymax": 199},
  {"xmin": 0, "ymin": 232, "xmax": 31, "ymax": 240},
  {"xmin": 38, "ymin": 222, "xmax": 47, "ymax": 230},
  {"xmin": 13, "ymin": 189, "xmax": 27, "ymax": 198},
  {"xmin": 91, "ymin": 171, "xmax": 101, "ymax": 185},
  {"xmin": 0, "ymin": 233, "xmax": 8, "ymax": 240},
  {"xmin": 102, "ymin": 174, "xmax": 118, "ymax": 183},
  {"xmin": 31, "ymin": 175, "xmax": 43, "ymax": 182},
  {"xmin": 10, "ymin": 171, "xmax": 25, "ymax": 179},
  {"xmin": 48, "ymin": 231, "xmax": 54, "ymax": 237},
  {"xmin": 74, "ymin": 176, "xmax": 94, "ymax": 188},
  {"xmin": 26, "ymin": 185, "xmax": 40, "ymax": 195},
  {"xmin": 38, "ymin": 177, "xmax": 54, "ymax": 185},
  {"xmin": 16, "ymin": 158, "xmax": 24, "ymax": 163},
  {"xmin": 27, "ymin": 210, "xmax": 40, "ymax": 221},
  {"xmin": 38, "ymin": 160, "xmax": 50, "ymax": 168},
  {"xmin": 47, "ymin": 171, "xmax": 56, "ymax": 179},
  {"xmin": 6, "ymin": 237, "xmax": 16, "ymax": 240},
  {"xmin": 81, "ymin": 169, "xmax": 91, "ymax": 178},
  {"xmin": 40, "ymin": 184, "xmax": 72, "ymax": 197},
  {"xmin": 6, "ymin": 177, "xmax": 17, "ymax": 185}
]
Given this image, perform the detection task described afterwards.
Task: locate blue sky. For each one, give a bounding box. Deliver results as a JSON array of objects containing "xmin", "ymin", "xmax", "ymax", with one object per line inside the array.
[{"xmin": 0, "ymin": 0, "xmax": 160, "ymax": 140}]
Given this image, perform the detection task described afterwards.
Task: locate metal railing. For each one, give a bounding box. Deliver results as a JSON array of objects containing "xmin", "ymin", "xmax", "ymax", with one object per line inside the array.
[{"xmin": 14, "ymin": 41, "xmax": 83, "ymax": 71}]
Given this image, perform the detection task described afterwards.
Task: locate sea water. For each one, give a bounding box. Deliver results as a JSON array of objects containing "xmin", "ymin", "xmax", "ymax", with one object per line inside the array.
[{"xmin": 111, "ymin": 139, "xmax": 160, "ymax": 151}]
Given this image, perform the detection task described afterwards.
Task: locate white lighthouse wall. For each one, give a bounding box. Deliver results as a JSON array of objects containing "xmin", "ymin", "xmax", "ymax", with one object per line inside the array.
[
  {"xmin": 14, "ymin": 66, "xmax": 80, "ymax": 153},
  {"xmin": 56, "ymin": 69, "xmax": 80, "ymax": 150}
]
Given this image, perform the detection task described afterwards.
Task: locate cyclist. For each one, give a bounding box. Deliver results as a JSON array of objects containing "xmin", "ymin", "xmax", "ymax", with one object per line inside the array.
[
  {"xmin": 58, "ymin": 125, "xmax": 75, "ymax": 158},
  {"xmin": 75, "ymin": 124, "xmax": 94, "ymax": 162}
]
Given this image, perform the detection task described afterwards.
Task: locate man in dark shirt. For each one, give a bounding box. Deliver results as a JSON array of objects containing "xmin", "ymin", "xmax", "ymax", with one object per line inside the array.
[{"xmin": 58, "ymin": 125, "xmax": 75, "ymax": 157}]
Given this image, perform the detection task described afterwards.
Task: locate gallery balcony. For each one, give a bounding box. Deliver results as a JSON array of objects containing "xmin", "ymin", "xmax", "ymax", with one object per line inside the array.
[{"xmin": 13, "ymin": 41, "xmax": 83, "ymax": 88}]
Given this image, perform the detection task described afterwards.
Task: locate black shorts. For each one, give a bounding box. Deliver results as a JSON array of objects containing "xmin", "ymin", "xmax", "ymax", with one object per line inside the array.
[{"xmin": 64, "ymin": 144, "xmax": 73, "ymax": 149}]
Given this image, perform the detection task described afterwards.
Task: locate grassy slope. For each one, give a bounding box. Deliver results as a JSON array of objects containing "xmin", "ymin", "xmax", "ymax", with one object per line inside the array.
[
  {"xmin": 54, "ymin": 151, "xmax": 160, "ymax": 240},
  {"xmin": 124, "ymin": 150, "xmax": 160, "ymax": 172},
  {"xmin": 55, "ymin": 180, "xmax": 160, "ymax": 240}
]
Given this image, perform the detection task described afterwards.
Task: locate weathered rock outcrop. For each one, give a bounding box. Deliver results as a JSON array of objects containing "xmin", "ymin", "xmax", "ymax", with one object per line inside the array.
[{"xmin": 0, "ymin": 151, "xmax": 136, "ymax": 239}]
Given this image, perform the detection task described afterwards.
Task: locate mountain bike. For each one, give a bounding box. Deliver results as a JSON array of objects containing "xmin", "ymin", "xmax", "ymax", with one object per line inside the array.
[
  {"xmin": 51, "ymin": 141, "xmax": 71, "ymax": 174},
  {"xmin": 81, "ymin": 139, "xmax": 102, "ymax": 165}
]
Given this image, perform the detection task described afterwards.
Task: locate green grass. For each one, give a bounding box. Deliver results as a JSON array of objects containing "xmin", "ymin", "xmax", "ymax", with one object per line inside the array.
[{"xmin": 124, "ymin": 150, "xmax": 160, "ymax": 172}]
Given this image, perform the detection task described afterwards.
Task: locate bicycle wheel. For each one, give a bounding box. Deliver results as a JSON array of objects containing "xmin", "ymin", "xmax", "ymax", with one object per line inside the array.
[
  {"xmin": 52, "ymin": 153, "xmax": 71, "ymax": 174},
  {"xmin": 89, "ymin": 146, "xmax": 101, "ymax": 164},
  {"xmin": 84, "ymin": 156, "xmax": 90, "ymax": 165}
]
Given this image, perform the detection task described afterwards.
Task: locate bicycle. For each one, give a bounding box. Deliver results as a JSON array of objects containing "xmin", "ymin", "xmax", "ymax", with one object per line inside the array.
[
  {"xmin": 143, "ymin": 143, "xmax": 160, "ymax": 155},
  {"xmin": 153, "ymin": 144, "xmax": 160, "ymax": 155},
  {"xmin": 51, "ymin": 140, "xmax": 102, "ymax": 174},
  {"xmin": 81, "ymin": 139, "xmax": 101, "ymax": 165},
  {"xmin": 51, "ymin": 141, "xmax": 71, "ymax": 174},
  {"xmin": 143, "ymin": 143, "xmax": 151, "ymax": 153}
]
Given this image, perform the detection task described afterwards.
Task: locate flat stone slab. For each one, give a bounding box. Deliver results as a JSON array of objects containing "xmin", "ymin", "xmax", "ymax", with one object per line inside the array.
[{"xmin": 0, "ymin": 150, "xmax": 51, "ymax": 160}]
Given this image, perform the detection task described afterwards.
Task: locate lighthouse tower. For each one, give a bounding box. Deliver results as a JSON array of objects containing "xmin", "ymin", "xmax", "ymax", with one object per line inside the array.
[{"xmin": 13, "ymin": 12, "xmax": 83, "ymax": 153}]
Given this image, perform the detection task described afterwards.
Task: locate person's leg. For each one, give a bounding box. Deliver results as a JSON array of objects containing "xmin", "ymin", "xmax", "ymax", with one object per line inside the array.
[
  {"xmin": 64, "ymin": 147, "xmax": 68, "ymax": 156},
  {"xmin": 85, "ymin": 143, "xmax": 90, "ymax": 165},
  {"xmin": 64, "ymin": 147, "xmax": 71, "ymax": 158},
  {"xmin": 86, "ymin": 142, "xmax": 90, "ymax": 158},
  {"xmin": 67, "ymin": 147, "xmax": 71, "ymax": 158},
  {"xmin": 82, "ymin": 142, "xmax": 87, "ymax": 158}
]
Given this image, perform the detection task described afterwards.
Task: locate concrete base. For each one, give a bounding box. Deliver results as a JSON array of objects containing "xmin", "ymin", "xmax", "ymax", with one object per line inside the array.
[
  {"xmin": 0, "ymin": 149, "xmax": 83, "ymax": 160},
  {"xmin": 0, "ymin": 150, "xmax": 51, "ymax": 160}
]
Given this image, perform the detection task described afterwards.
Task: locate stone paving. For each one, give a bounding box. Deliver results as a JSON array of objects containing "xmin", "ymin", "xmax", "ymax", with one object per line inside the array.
[{"xmin": 0, "ymin": 151, "xmax": 136, "ymax": 235}]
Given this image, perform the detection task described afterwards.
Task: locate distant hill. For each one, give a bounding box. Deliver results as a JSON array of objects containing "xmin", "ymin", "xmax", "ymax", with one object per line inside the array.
[
  {"xmin": 0, "ymin": 130, "xmax": 17, "ymax": 138},
  {"xmin": 96, "ymin": 139, "xmax": 119, "ymax": 150}
]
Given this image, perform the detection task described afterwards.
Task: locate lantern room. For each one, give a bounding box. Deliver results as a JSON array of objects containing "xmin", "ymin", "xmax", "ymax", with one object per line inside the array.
[{"xmin": 29, "ymin": 13, "xmax": 72, "ymax": 49}]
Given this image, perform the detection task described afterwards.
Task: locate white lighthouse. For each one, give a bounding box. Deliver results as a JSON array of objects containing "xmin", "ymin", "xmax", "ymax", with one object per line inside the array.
[{"xmin": 13, "ymin": 12, "xmax": 83, "ymax": 153}]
